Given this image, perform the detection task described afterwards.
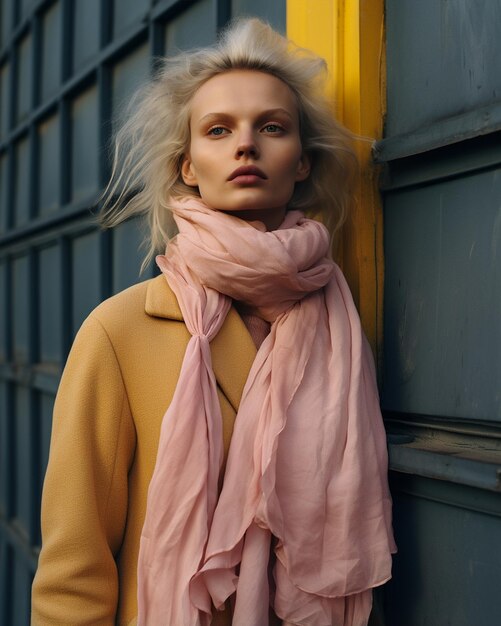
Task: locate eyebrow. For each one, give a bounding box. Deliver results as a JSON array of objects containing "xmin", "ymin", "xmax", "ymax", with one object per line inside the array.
[{"xmin": 197, "ymin": 108, "xmax": 295, "ymax": 125}]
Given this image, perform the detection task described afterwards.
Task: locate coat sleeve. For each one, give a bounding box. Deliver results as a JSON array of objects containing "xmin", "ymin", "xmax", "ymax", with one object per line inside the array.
[{"xmin": 31, "ymin": 314, "xmax": 136, "ymax": 626}]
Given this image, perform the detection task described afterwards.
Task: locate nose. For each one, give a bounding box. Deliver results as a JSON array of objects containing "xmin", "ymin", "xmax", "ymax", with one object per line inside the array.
[{"xmin": 235, "ymin": 128, "xmax": 260, "ymax": 159}]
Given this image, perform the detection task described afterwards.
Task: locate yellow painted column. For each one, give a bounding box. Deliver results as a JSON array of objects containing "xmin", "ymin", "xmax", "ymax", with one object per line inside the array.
[{"xmin": 287, "ymin": 0, "xmax": 385, "ymax": 369}]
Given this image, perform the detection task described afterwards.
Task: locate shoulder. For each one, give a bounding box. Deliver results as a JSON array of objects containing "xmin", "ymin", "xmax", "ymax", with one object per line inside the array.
[
  {"xmin": 72, "ymin": 275, "xmax": 184, "ymax": 357},
  {"xmin": 90, "ymin": 273, "xmax": 181, "ymax": 327},
  {"xmin": 91, "ymin": 277, "xmax": 154, "ymax": 326}
]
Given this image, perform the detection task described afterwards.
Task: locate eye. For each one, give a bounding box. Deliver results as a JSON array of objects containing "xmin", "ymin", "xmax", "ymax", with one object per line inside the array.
[
  {"xmin": 207, "ymin": 126, "xmax": 229, "ymax": 136},
  {"xmin": 262, "ymin": 123, "xmax": 284, "ymax": 134}
]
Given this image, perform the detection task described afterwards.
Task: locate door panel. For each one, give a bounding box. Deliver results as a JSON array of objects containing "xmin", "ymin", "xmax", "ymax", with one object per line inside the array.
[{"xmin": 380, "ymin": 2, "xmax": 501, "ymax": 624}]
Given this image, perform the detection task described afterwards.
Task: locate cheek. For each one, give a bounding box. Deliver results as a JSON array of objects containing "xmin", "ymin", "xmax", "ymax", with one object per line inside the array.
[
  {"xmin": 283, "ymin": 140, "xmax": 303, "ymax": 166},
  {"xmin": 190, "ymin": 148, "xmax": 215, "ymax": 178},
  {"xmin": 282, "ymin": 148, "xmax": 304, "ymax": 180}
]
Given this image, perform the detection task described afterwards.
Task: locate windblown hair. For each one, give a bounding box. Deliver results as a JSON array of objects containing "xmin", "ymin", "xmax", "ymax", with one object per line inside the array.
[{"xmin": 100, "ymin": 18, "xmax": 357, "ymax": 269}]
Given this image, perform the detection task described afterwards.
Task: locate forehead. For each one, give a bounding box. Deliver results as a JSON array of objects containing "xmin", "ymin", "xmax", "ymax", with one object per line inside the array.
[{"xmin": 189, "ymin": 69, "xmax": 299, "ymax": 121}]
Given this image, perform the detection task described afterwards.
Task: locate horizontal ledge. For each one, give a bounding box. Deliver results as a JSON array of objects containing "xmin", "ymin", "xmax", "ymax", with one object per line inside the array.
[
  {"xmin": 151, "ymin": 0, "xmax": 188, "ymax": 20},
  {"xmin": 374, "ymin": 101, "xmax": 501, "ymax": 163},
  {"xmin": 0, "ymin": 195, "xmax": 100, "ymax": 252},
  {"xmin": 378, "ymin": 130, "xmax": 501, "ymax": 191},
  {"xmin": 385, "ymin": 413, "xmax": 501, "ymax": 440},
  {"xmin": 0, "ymin": 363, "xmax": 61, "ymax": 393},
  {"xmin": 0, "ymin": 515, "xmax": 39, "ymax": 572},
  {"xmin": 388, "ymin": 441, "xmax": 501, "ymax": 493}
]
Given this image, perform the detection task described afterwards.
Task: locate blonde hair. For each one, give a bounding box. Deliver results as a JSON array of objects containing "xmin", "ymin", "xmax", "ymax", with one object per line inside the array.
[{"xmin": 100, "ymin": 18, "xmax": 357, "ymax": 269}]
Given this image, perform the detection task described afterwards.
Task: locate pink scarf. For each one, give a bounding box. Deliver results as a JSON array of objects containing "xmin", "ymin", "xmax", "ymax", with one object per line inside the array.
[{"xmin": 137, "ymin": 198, "xmax": 396, "ymax": 626}]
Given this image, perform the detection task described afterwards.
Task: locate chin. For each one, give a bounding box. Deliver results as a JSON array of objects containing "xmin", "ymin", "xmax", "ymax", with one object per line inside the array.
[
  {"xmin": 201, "ymin": 191, "xmax": 292, "ymax": 215},
  {"xmin": 223, "ymin": 204, "xmax": 268, "ymax": 213}
]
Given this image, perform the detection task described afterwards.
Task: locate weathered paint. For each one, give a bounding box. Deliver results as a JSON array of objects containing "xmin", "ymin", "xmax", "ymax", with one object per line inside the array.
[
  {"xmin": 381, "ymin": 1, "xmax": 501, "ymax": 624},
  {"xmin": 385, "ymin": 0, "xmax": 501, "ymax": 138}
]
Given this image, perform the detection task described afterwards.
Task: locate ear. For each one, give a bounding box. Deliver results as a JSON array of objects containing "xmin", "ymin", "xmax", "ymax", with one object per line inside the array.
[
  {"xmin": 181, "ymin": 155, "xmax": 198, "ymax": 187},
  {"xmin": 295, "ymin": 152, "xmax": 311, "ymax": 182}
]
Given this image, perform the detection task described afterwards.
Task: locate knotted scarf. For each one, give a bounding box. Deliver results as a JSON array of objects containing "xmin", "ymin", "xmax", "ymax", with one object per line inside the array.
[{"xmin": 137, "ymin": 198, "xmax": 396, "ymax": 626}]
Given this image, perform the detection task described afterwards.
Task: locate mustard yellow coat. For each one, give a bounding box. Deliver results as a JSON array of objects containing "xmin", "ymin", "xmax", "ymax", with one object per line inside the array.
[{"xmin": 31, "ymin": 275, "xmax": 260, "ymax": 626}]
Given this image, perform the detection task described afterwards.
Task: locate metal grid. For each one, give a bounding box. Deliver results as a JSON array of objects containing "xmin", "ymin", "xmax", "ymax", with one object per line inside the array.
[{"xmin": 0, "ymin": 0, "xmax": 285, "ymax": 622}]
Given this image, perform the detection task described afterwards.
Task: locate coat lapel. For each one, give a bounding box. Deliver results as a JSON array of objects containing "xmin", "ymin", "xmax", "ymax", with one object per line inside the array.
[
  {"xmin": 145, "ymin": 275, "xmax": 257, "ymax": 413},
  {"xmin": 145, "ymin": 274, "xmax": 184, "ymax": 321}
]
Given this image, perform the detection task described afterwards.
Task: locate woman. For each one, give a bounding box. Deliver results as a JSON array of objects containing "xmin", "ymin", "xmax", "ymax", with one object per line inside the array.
[{"xmin": 32, "ymin": 18, "xmax": 395, "ymax": 626}]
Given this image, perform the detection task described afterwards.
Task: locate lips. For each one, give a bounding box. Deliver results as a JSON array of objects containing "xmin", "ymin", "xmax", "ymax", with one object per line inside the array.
[{"xmin": 228, "ymin": 165, "xmax": 267, "ymax": 181}]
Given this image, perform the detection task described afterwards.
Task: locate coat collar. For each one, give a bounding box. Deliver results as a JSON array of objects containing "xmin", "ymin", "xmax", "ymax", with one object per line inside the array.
[
  {"xmin": 145, "ymin": 275, "xmax": 257, "ymax": 412},
  {"xmin": 145, "ymin": 274, "xmax": 184, "ymax": 320}
]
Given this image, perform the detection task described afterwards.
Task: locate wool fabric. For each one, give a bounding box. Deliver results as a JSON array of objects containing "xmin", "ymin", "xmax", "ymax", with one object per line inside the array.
[{"xmin": 137, "ymin": 198, "xmax": 396, "ymax": 626}]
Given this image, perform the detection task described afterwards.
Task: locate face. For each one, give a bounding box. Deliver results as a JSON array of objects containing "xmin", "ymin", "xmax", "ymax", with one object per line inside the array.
[{"xmin": 181, "ymin": 70, "xmax": 310, "ymax": 229}]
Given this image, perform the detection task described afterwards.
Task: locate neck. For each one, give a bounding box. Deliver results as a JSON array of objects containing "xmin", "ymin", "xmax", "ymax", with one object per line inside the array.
[{"xmin": 220, "ymin": 207, "xmax": 286, "ymax": 231}]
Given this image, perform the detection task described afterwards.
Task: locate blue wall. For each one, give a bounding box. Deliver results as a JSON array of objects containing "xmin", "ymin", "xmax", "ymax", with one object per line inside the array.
[{"xmin": 0, "ymin": 1, "xmax": 285, "ymax": 622}]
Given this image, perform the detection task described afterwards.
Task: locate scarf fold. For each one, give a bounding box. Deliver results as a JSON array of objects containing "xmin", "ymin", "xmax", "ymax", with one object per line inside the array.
[{"xmin": 137, "ymin": 198, "xmax": 396, "ymax": 626}]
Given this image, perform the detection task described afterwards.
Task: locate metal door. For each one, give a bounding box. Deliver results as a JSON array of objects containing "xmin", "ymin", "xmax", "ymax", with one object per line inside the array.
[{"xmin": 377, "ymin": 2, "xmax": 501, "ymax": 624}]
